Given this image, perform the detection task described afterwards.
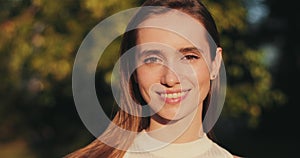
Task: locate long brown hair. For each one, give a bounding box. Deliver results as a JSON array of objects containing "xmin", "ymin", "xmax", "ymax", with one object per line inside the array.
[{"xmin": 65, "ymin": 0, "xmax": 221, "ymax": 157}]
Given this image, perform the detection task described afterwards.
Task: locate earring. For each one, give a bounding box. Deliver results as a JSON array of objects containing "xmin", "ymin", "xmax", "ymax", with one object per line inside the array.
[{"xmin": 211, "ymin": 74, "xmax": 216, "ymax": 79}]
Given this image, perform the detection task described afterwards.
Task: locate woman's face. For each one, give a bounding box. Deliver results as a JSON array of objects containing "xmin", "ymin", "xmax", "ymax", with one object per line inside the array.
[{"xmin": 135, "ymin": 26, "xmax": 212, "ymax": 121}]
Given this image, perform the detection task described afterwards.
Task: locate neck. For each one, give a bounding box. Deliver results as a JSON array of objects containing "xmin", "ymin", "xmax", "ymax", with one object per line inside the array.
[{"xmin": 147, "ymin": 105, "xmax": 204, "ymax": 143}]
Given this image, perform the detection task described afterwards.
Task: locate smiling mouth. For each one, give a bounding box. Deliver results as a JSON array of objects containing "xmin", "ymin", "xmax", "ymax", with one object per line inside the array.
[{"xmin": 157, "ymin": 89, "xmax": 190, "ymax": 104}]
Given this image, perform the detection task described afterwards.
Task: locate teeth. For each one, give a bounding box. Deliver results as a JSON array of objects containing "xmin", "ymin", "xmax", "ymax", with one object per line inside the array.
[{"xmin": 160, "ymin": 91, "xmax": 187, "ymax": 99}]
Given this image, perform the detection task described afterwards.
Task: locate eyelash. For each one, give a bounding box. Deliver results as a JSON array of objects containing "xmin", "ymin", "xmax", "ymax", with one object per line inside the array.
[
  {"xmin": 181, "ymin": 55, "xmax": 200, "ymax": 61},
  {"xmin": 143, "ymin": 56, "xmax": 162, "ymax": 64},
  {"xmin": 142, "ymin": 54, "xmax": 200, "ymax": 64}
]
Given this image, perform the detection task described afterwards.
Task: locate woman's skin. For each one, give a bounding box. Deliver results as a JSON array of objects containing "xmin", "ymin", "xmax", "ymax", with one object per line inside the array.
[
  {"xmin": 65, "ymin": 1, "xmax": 242, "ymax": 157},
  {"xmin": 135, "ymin": 13, "xmax": 222, "ymax": 144}
]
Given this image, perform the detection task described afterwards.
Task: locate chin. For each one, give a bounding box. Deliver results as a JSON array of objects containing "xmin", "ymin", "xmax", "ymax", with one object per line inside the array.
[{"xmin": 157, "ymin": 110, "xmax": 187, "ymax": 122}]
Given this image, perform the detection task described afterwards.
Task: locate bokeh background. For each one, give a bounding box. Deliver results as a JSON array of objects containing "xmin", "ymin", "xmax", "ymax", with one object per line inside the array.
[{"xmin": 0, "ymin": 0, "xmax": 299, "ymax": 157}]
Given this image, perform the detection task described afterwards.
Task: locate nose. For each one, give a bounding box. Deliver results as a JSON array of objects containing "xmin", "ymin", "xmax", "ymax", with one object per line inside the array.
[{"xmin": 160, "ymin": 66, "xmax": 180, "ymax": 87}]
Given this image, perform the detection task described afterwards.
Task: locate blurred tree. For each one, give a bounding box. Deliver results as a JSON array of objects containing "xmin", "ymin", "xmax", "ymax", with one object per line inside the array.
[
  {"xmin": 0, "ymin": 0, "xmax": 286, "ymax": 157},
  {"xmin": 202, "ymin": 0, "xmax": 285, "ymax": 127},
  {"xmin": 244, "ymin": 0, "xmax": 300, "ymax": 156},
  {"xmin": 0, "ymin": 0, "xmax": 135, "ymax": 157}
]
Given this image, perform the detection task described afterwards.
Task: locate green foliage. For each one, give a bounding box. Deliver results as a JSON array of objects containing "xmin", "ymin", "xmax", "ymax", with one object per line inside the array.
[
  {"xmin": 202, "ymin": 0, "xmax": 285, "ymax": 127},
  {"xmin": 0, "ymin": 0, "xmax": 285, "ymax": 157}
]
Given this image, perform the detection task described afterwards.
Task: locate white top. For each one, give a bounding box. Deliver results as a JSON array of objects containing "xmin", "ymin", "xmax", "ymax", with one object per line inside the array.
[{"xmin": 124, "ymin": 130, "xmax": 233, "ymax": 158}]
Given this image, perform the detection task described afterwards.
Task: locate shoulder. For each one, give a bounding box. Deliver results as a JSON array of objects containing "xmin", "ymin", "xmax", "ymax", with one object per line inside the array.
[
  {"xmin": 232, "ymin": 155, "xmax": 244, "ymax": 158},
  {"xmin": 210, "ymin": 140, "xmax": 243, "ymax": 158},
  {"xmin": 233, "ymin": 155, "xmax": 244, "ymax": 158}
]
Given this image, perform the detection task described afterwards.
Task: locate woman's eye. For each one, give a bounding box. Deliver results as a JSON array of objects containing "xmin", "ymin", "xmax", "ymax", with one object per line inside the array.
[
  {"xmin": 182, "ymin": 55, "xmax": 200, "ymax": 61},
  {"xmin": 143, "ymin": 57, "xmax": 162, "ymax": 64}
]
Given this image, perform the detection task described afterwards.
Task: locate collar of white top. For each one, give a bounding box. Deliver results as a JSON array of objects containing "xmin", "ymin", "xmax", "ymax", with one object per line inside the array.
[{"xmin": 127, "ymin": 130, "xmax": 213, "ymax": 157}]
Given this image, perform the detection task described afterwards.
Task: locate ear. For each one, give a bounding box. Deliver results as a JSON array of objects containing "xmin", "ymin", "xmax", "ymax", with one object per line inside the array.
[{"xmin": 210, "ymin": 47, "xmax": 222, "ymax": 80}]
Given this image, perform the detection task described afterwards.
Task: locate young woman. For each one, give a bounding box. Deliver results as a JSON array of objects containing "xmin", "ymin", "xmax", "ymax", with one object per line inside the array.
[{"xmin": 66, "ymin": 0, "xmax": 240, "ymax": 157}]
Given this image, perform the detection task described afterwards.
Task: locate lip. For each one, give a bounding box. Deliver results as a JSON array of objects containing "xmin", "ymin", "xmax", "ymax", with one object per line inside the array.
[{"xmin": 156, "ymin": 89, "xmax": 191, "ymax": 104}]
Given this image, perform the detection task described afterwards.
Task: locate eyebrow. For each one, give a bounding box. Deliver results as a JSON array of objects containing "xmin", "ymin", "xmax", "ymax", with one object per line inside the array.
[
  {"xmin": 178, "ymin": 47, "xmax": 203, "ymax": 55},
  {"xmin": 138, "ymin": 49, "xmax": 162, "ymax": 58},
  {"xmin": 138, "ymin": 46, "xmax": 203, "ymax": 58}
]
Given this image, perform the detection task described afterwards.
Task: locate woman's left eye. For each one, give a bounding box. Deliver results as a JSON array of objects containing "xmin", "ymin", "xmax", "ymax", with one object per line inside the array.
[{"xmin": 181, "ymin": 55, "xmax": 200, "ymax": 61}]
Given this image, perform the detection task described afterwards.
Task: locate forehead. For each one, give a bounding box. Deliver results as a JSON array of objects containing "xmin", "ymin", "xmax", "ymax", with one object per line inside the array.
[
  {"xmin": 136, "ymin": 10, "xmax": 209, "ymax": 51},
  {"xmin": 137, "ymin": 28, "xmax": 193, "ymax": 48}
]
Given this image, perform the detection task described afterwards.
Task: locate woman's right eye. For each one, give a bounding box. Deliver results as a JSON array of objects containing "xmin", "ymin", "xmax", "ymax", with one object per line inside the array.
[{"xmin": 143, "ymin": 57, "xmax": 163, "ymax": 64}]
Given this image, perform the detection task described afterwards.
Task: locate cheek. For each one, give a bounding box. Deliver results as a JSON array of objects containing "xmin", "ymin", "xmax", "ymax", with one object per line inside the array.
[
  {"xmin": 136, "ymin": 67, "xmax": 160, "ymax": 102},
  {"xmin": 194, "ymin": 66, "xmax": 211, "ymax": 101}
]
